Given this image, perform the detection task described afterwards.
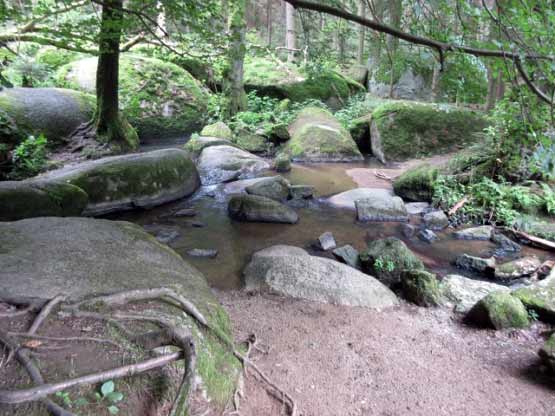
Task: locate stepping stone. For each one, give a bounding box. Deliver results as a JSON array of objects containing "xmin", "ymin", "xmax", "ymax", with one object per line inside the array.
[
  {"xmin": 453, "ymin": 226, "xmax": 493, "ymax": 241},
  {"xmin": 318, "ymin": 232, "xmax": 337, "ymax": 251},
  {"xmin": 356, "ymin": 196, "xmax": 408, "ymax": 222}
]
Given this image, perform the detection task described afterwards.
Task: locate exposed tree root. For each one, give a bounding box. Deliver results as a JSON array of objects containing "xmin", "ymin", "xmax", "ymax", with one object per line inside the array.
[{"xmin": 0, "ymin": 287, "xmax": 296, "ymax": 416}]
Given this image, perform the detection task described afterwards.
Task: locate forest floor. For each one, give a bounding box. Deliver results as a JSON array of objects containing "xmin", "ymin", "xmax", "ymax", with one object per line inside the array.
[{"xmin": 216, "ymin": 290, "xmax": 555, "ymax": 416}]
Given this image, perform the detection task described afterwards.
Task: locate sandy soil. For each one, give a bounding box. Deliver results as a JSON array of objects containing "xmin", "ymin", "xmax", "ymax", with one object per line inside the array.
[{"xmin": 216, "ymin": 290, "xmax": 555, "ymax": 416}]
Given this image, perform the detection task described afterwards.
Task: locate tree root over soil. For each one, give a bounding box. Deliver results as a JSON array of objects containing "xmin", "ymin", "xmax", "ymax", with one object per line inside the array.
[{"xmin": 0, "ymin": 287, "xmax": 297, "ymax": 416}]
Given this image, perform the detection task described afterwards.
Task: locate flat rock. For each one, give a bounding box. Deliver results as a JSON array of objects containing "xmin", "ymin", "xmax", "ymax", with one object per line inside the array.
[
  {"xmin": 40, "ymin": 149, "xmax": 199, "ymax": 216},
  {"xmin": 441, "ymin": 274, "xmax": 510, "ymax": 313},
  {"xmin": 197, "ymin": 145, "xmax": 270, "ymax": 185},
  {"xmin": 326, "ymin": 188, "xmax": 394, "ymax": 210},
  {"xmin": 228, "ymin": 194, "xmax": 298, "ymax": 224},
  {"xmin": 174, "ymin": 208, "xmax": 197, "ymax": 217},
  {"xmin": 495, "ymin": 256, "xmax": 541, "ymax": 280},
  {"xmin": 243, "ymin": 245, "xmax": 398, "ymax": 308},
  {"xmin": 455, "ymin": 254, "xmax": 496, "ymax": 274},
  {"xmin": 356, "ymin": 196, "xmax": 408, "ymax": 222},
  {"xmin": 333, "ymin": 245, "xmax": 361, "ymax": 269},
  {"xmin": 491, "ymin": 232, "xmax": 521, "ymax": 253},
  {"xmin": 317, "ymin": 232, "xmax": 337, "ymax": 251},
  {"xmin": 453, "ymin": 226, "xmax": 493, "ymax": 241},
  {"xmin": 223, "ymin": 177, "xmax": 274, "ymax": 194}
]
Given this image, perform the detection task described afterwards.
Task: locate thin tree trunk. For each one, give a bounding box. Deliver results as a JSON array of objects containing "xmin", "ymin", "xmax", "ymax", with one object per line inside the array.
[
  {"xmin": 285, "ymin": 2, "xmax": 296, "ymax": 63},
  {"xmin": 95, "ymin": 0, "xmax": 137, "ymax": 148},
  {"xmin": 266, "ymin": 0, "xmax": 272, "ymax": 46},
  {"xmin": 386, "ymin": 0, "xmax": 401, "ymax": 53},
  {"xmin": 485, "ymin": 65, "xmax": 497, "ymax": 110},
  {"xmin": 430, "ymin": 60, "xmax": 441, "ymax": 102},
  {"xmin": 225, "ymin": 0, "xmax": 247, "ymax": 117},
  {"xmin": 495, "ymin": 69, "xmax": 505, "ymax": 101},
  {"xmin": 156, "ymin": 1, "xmax": 166, "ymax": 38},
  {"xmin": 357, "ymin": 0, "xmax": 366, "ymax": 65}
]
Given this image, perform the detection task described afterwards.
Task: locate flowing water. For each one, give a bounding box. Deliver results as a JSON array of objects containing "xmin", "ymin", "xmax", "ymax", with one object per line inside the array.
[{"xmin": 111, "ymin": 160, "xmax": 550, "ymax": 290}]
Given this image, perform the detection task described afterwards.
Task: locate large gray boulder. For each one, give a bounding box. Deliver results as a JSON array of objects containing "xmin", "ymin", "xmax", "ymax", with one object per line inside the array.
[
  {"xmin": 0, "ymin": 217, "xmax": 238, "ymax": 410},
  {"xmin": 243, "ymin": 245, "xmax": 399, "ymax": 308},
  {"xmin": 40, "ymin": 148, "xmax": 200, "ymax": 216},
  {"xmin": 441, "ymin": 274, "xmax": 510, "ymax": 313},
  {"xmin": 356, "ymin": 195, "xmax": 408, "ymax": 222},
  {"xmin": 453, "ymin": 226, "xmax": 493, "ymax": 241},
  {"xmin": 228, "ymin": 194, "xmax": 298, "ymax": 224},
  {"xmin": 0, "ymin": 87, "xmax": 94, "ymax": 146},
  {"xmin": 197, "ymin": 145, "xmax": 270, "ymax": 185},
  {"xmin": 245, "ymin": 176, "xmax": 290, "ymax": 201},
  {"xmin": 326, "ymin": 188, "xmax": 394, "ymax": 210},
  {"xmin": 284, "ymin": 107, "xmax": 363, "ymax": 162},
  {"xmin": 0, "ymin": 180, "xmax": 88, "ymax": 221}
]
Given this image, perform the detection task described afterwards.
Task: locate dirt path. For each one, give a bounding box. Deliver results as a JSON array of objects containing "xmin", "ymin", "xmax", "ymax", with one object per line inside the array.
[{"xmin": 217, "ymin": 290, "xmax": 555, "ymax": 416}]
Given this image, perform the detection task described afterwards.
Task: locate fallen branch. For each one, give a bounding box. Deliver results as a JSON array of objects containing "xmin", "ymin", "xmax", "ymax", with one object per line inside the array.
[
  {"xmin": 7, "ymin": 333, "xmax": 122, "ymax": 349},
  {"xmin": 28, "ymin": 295, "xmax": 66, "ymax": 336},
  {"xmin": 374, "ymin": 170, "xmax": 393, "ymax": 182},
  {"xmin": 511, "ymin": 230, "xmax": 555, "ymax": 251},
  {"xmin": 448, "ymin": 196, "xmax": 469, "ymax": 216}
]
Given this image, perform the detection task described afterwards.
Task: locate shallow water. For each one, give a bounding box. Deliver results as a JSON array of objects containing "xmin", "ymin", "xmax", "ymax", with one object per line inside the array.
[{"xmin": 110, "ymin": 161, "xmax": 551, "ymax": 290}]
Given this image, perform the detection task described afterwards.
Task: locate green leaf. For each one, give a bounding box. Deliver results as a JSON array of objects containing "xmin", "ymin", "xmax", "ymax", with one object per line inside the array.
[
  {"xmin": 106, "ymin": 392, "xmax": 124, "ymax": 403},
  {"xmin": 108, "ymin": 405, "xmax": 119, "ymax": 414},
  {"xmin": 74, "ymin": 397, "xmax": 89, "ymax": 407},
  {"xmin": 101, "ymin": 381, "xmax": 115, "ymax": 397}
]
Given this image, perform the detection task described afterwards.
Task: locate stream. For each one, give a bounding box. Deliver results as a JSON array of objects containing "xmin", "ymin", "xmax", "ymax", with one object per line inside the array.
[{"xmin": 110, "ymin": 155, "xmax": 550, "ymax": 290}]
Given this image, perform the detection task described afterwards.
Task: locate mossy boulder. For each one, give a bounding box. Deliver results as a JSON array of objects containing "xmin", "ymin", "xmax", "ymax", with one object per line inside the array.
[
  {"xmin": 184, "ymin": 135, "xmax": 236, "ymax": 159},
  {"xmin": 0, "ymin": 87, "xmax": 94, "ymax": 146},
  {"xmin": 285, "ymin": 107, "xmax": 363, "ymax": 162},
  {"xmin": 393, "ymin": 164, "xmax": 439, "ymax": 202},
  {"xmin": 441, "ymin": 274, "xmax": 510, "ymax": 313},
  {"xmin": 243, "ymin": 58, "xmax": 364, "ymax": 109},
  {"xmin": 228, "ymin": 194, "xmax": 298, "ymax": 224},
  {"xmin": 539, "ymin": 334, "xmax": 555, "ymax": 372},
  {"xmin": 57, "ymin": 55, "xmax": 210, "ymax": 140},
  {"xmin": 274, "ymin": 153, "xmax": 291, "ymax": 172},
  {"xmin": 200, "ymin": 121, "xmax": 233, "ymax": 140},
  {"xmin": 0, "ymin": 180, "xmax": 88, "ymax": 221},
  {"xmin": 0, "ymin": 217, "xmax": 239, "ymax": 410},
  {"xmin": 40, "ymin": 149, "xmax": 200, "ymax": 215},
  {"xmin": 400, "ymin": 270, "xmax": 442, "ymax": 307},
  {"xmin": 512, "ymin": 284, "xmax": 555, "ymax": 323},
  {"xmin": 233, "ymin": 130, "xmax": 271, "ymax": 154},
  {"xmin": 466, "ymin": 292, "xmax": 530, "ymax": 329},
  {"xmin": 370, "ymin": 101, "xmax": 489, "ymax": 163},
  {"xmin": 360, "ymin": 237, "xmax": 425, "ymax": 287},
  {"xmin": 245, "ymin": 176, "xmax": 290, "ymax": 201}
]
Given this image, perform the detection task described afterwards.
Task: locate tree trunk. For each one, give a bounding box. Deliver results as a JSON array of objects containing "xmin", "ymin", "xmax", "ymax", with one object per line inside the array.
[
  {"xmin": 266, "ymin": 0, "xmax": 272, "ymax": 46},
  {"xmin": 156, "ymin": 1, "xmax": 166, "ymax": 38},
  {"xmin": 95, "ymin": 0, "xmax": 137, "ymax": 149},
  {"xmin": 285, "ymin": 2, "xmax": 296, "ymax": 63},
  {"xmin": 495, "ymin": 69, "xmax": 505, "ymax": 101},
  {"xmin": 485, "ymin": 65, "xmax": 497, "ymax": 110},
  {"xmin": 357, "ymin": 0, "xmax": 366, "ymax": 65},
  {"xmin": 386, "ymin": 0, "xmax": 401, "ymax": 53},
  {"xmin": 225, "ymin": 0, "xmax": 247, "ymax": 117},
  {"xmin": 430, "ymin": 60, "xmax": 441, "ymax": 102}
]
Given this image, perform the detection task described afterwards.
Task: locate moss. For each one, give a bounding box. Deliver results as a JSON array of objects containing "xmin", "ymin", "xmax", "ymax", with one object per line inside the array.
[
  {"xmin": 200, "ymin": 121, "xmax": 233, "ymax": 140},
  {"xmin": 467, "ymin": 291, "xmax": 530, "ymax": 329},
  {"xmin": 57, "ymin": 55, "xmax": 210, "ymax": 140},
  {"xmin": 233, "ymin": 130, "xmax": 269, "ymax": 153},
  {"xmin": 0, "ymin": 181, "xmax": 88, "ymax": 221},
  {"xmin": 393, "ymin": 164, "xmax": 439, "ymax": 202},
  {"xmin": 274, "ymin": 153, "xmax": 291, "ymax": 172},
  {"xmin": 371, "ymin": 101, "xmax": 489, "ymax": 162},
  {"xmin": 184, "ymin": 135, "xmax": 235, "ymax": 158},
  {"xmin": 360, "ymin": 237, "xmax": 425, "ymax": 287},
  {"xmin": 243, "ymin": 57, "xmax": 363, "ymax": 108},
  {"xmin": 35, "ymin": 47, "xmax": 80, "ymax": 70},
  {"xmin": 284, "ymin": 107, "xmax": 363, "ymax": 162},
  {"xmin": 512, "ymin": 285, "xmax": 555, "ymax": 323},
  {"xmin": 401, "ymin": 270, "xmax": 442, "ymax": 307}
]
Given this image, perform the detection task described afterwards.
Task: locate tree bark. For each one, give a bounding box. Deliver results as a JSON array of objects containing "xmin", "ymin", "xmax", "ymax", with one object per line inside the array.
[
  {"xmin": 485, "ymin": 65, "xmax": 498, "ymax": 110},
  {"xmin": 357, "ymin": 0, "xmax": 366, "ymax": 65},
  {"xmin": 430, "ymin": 60, "xmax": 441, "ymax": 102},
  {"xmin": 266, "ymin": 0, "xmax": 272, "ymax": 46},
  {"xmin": 95, "ymin": 0, "xmax": 137, "ymax": 149},
  {"xmin": 225, "ymin": 0, "xmax": 247, "ymax": 117},
  {"xmin": 285, "ymin": 2, "xmax": 296, "ymax": 63},
  {"xmin": 386, "ymin": 0, "xmax": 401, "ymax": 53}
]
